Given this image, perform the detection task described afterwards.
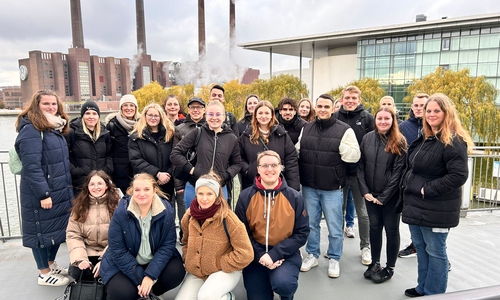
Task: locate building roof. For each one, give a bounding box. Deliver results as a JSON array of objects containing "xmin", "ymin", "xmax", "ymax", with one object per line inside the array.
[{"xmin": 238, "ymin": 13, "xmax": 500, "ymax": 58}]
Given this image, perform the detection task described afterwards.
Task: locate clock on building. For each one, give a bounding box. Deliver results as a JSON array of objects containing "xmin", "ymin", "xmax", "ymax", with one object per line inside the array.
[{"xmin": 19, "ymin": 65, "xmax": 28, "ymax": 81}]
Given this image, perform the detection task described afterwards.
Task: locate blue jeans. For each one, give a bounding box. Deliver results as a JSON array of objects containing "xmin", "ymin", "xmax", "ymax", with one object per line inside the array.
[
  {"xmin": 302, "ymin": 186, "xmax": 344, "ymax": 260},
  {"xmin": 343, "ymin": 176, "xmax": 370, "ymax": 249},
  {"xmin": 409, "ymin": 225, "xmax": 449, "ymax": 295},
  {"xmin": 184, "ymin": 181, "xmax": 228, "ymax": 208},
  {"xmin": 243, "ymin": 251, "xmax": 301, "ymax": 300},
  {"xmin": 345, "ymin": 189, "xmax": 355, "ymax": 227},
  {"xmin": 32, "ymin": 244, "xmax": 60, "ymax": 270}
]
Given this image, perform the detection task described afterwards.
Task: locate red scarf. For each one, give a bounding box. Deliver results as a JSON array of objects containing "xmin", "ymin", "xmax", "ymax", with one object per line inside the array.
[{"xmin": 189, "ymin": 197, "xmax": 221, "ymax": 223}]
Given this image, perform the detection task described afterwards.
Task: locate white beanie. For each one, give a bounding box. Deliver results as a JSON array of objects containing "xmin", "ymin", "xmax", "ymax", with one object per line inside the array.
[{"xmin": 119, "ymin": 94, "xmax": 138, "ymax": 108}]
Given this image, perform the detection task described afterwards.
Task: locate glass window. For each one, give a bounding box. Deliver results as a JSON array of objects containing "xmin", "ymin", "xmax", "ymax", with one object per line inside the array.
[
  {"xmin": 479, "ymin": 33, "xmax": 500, "ymax": 48},
  {"xmin": 416, "ymin": 40, "xmax": 424, "ymax": 53},
  {"xmin": 376, "ymin": 44, "xmax": 391, "ymax": 56},
  {"xmin": 460, "ymin": 35, "xmax": 479, "ymax": 49},
  {"xmin": 143, "ymin": 66, "xmax": 151, "ymax": 86},
  {"xmin": 393, "ymin": 55, "xmax": 406, "ymax": 67},
  {"xmin": 364, "ymin": 68, "xmax": 375, "ymax": 78},
  {"xmin": 424, "ymin": 33, "xmax": 433, "ymax": 39},
  {"xmin": 361, "ymin": 40, "xmax": 369, "ymax": 45},
  {"xmin": 481, "ymin": 28, "xmax": 491, "ymax": 34},
  {"xmin": 433, "ymin": 32, "xmax": 442, "ymax": 38},
  {"xmin": 416, "ymin": 34, "xmax": 424, "ymax": 40},
  {"xmin": 477, "ymin": 63, "xmax": 497, "ymax": 76},
  {"xmin": 450, "ymin": 37, "xmax": 460, "ymax": 51},
  {"xmin": 442, "ymin": 38, "xmax": 451, "ymax": 51},
  {"xmin": 458, "ymin": 50, "xmax": 478, "ymax": 64},
  {"xmin": 442, "ymin": 32, "xmax": 451, "ymax": 37},
  {"xmin": 392, "ymin": 37, "xmax": 399, "ymax": 43},
  {"xmin": 440, "ymin": 51, "xmax": 459, "ymax": 64},
  {"xmin": 376, "ymin": 56, "xmax": 390, "ymax": 68},
  {"xmin": 375, "ymin": 68, "xmax": 390, "ymax": 79},
  {"xmin": 491, "ymin": 27, "xmax": 500, "ymax": 33},
  {"xmin": 393, "ymin": 42, "xmax": 407, "ymax": 55},
  {"xmin": 363, "ymin": 45, "xmax": 376, "ymax": 57},
  {"xmin": 471, "ymin": 29, "xmax": 480, "ymax": 35},
  {"xmin": 407, "ymin": 41, "xmax": 417, "ymax": 53},
  {"xmin": 408, "ymin": 36, "xmax": 416, "ymax": 41},
  {"xmin": 422, "ymin": 65, "xmax": 436, "ymax": 76},
  {"xmin": 478, "ymin": 49, "xmax": 499, "ymax": 62},
  {"xmin": 452, "ymin": 31, "xmax": 460, "ymax": 37},
  {"xmin": 423, "ymin": 39, "xmax": 440, "ymax": 52},
  {"xmin": 422, "ymin": 53, "xmax": 440, "ymax": 65},
  {"xmin": 458, "ymin": 64, "xmax": 477, "ymax": 76}
]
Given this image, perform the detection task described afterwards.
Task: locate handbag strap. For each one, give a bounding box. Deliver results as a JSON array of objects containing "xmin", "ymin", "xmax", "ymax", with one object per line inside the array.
[{"xmin": 259, "ymin": 137, "xmax": 269, "ymax": 151}]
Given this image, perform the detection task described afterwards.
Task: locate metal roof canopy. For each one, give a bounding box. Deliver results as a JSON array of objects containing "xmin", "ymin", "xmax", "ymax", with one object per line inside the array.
[{"xmin": 238, "ymin": 13, "xmax": 500, "ymax": 58}]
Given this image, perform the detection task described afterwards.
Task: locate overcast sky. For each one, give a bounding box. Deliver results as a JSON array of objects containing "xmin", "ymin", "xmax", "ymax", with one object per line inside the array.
[{"xmin": 1, "ymin": 0, "xmax": 500, "ymax": 87}]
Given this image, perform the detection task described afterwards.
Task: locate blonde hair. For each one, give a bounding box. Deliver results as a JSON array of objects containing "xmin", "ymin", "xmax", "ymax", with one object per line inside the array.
[
  {"xmin": 206, "ymin": 100, "xmax": 226, "ymax": 113},
  {"xmin": 132, "ymin": 103, "xmax": 174, "ymax": 142},
  {"xmin": 341, "ymin": 85, "xmax": 362, "ymax": 99},
  {"xmin": 126, "ymin": 173, "xmax": 168, "ymax": 200},
  {"xmin": 82, "ymin": 117, "xmax": 101, "ymax": 141},
  {"xmin": 422, "ymin": 93, "xmax": 474, "ymax": 152}
]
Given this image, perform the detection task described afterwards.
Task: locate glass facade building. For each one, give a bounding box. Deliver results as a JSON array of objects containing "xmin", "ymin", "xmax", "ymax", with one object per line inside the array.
[{"xmin": 357, "ymin": 26, "xmax": 500, "ymax": 103}]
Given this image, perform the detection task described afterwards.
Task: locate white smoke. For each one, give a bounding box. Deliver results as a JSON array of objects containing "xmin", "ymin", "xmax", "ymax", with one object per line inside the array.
[
  {"xmin": 173, "ymin": 41, "xmax": 247, "ymax": 87},
  {"xmin": 129, "ymin": 43, "xmax": 144, "ymax": 90}
]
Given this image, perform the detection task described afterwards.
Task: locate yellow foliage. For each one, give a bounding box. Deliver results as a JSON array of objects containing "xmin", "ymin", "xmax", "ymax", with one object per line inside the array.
[
  {"xmin": 327, "ymin": 78, "xmax": 386, "ymax": 113},
  {"xmin": 405, "ymin": 67, "xmax": 500, "ymax": 145},
  {"xmin": 132, "ymin": 81, "xmax": 167, "ymax": 112}
]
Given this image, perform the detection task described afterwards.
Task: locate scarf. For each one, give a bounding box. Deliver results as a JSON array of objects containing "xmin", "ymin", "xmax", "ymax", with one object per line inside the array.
[
  {"xmin": 189, "ymin": 197, "xmax": 221, "ymax": 223},
  {"xmin": 116, "ymin": 113, "xmax": 136, "ymax": 133},
  {"xmin": 43, "ymin": 112, "xmax": 66, "ymax": 132}
]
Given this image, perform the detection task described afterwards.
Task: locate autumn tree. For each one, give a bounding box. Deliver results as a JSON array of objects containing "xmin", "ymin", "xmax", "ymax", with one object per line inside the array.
[
  {"xmin": 405, "ymin": 67, "xmax": 500, "ymax": 145},
  {"xmin": 132, "ymin": 81, "xmax": 167, "ymax": 111},
  {"xmin": 327, "ymin": 78, "xmax": 386, "ymax": 113},
  {"xmin": 249, "ymin": 74, "xmax": 309, "ymax": 108},
  {"xmin": 165, "ymin": 84, "xmax": 195, "ymax": 109}
]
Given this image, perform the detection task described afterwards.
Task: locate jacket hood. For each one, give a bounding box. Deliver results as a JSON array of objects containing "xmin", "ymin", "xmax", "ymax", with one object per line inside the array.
[
  {"xmin": 17, "ymin": 115, "xmax": 31, "ymax": 132},
  {"xmin": 252, "ymin": 174, "xmax": 289, "ymax": 194},
  {"xmin": 123, "ymin": 194, "xmax": 167, "ymax": 220},
  {"xmin": 277, "ymin": 113, "xmax": 301, "ymax": 127}
]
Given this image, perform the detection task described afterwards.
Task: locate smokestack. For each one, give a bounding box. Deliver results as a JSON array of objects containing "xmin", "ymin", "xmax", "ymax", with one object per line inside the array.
[
  {"xmin": 198, "ymin": 0, "xmax": 206, "ymax": 59},
  {"xmin": 136, "ymin": 0, "xmax": 147, "ymax": 53},
  {"xmin": 70, "ymin": 0, "xmax": 84, "ymax": 48},
  {"xmin": 229, "ymin": 0, "xmax": 235, "ymax": 50}
]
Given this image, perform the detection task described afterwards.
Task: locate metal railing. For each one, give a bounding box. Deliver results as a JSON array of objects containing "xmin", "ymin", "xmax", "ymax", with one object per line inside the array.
[{"xmin": 1, "ymin": 148, "xmax": 499, "ymax": 240}]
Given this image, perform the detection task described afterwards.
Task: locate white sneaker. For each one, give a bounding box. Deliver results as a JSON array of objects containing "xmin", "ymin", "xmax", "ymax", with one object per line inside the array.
[
  {"xmin": 49, "ymin": 261, "xmax": 69, "ymax": 276},
  {"xmin": 38, "ymin": 272, "xmax": 70, "ymax": 286},
  {"xmin": 328, "ymin": 259, "xmax": 340, "ymax": 278},
  {"xmin": 227, "ymin": 291, "xmax": 235, "ymax": 300},
  {"xmin": 361, "ymin": 247, "xmax": 372, "ymax": 265},
  {"xmin": 345, "ymin": 226, "xmax": 355, "ymax": 238},
  {"xmin": 300, "ymin": 253, "xmax": 318, "ymax": 272}
]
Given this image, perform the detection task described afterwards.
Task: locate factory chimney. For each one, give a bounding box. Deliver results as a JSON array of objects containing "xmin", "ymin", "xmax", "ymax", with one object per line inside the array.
[
  {"xmin": 70, "ymin": 0, "xmax": 85, "ymax": 48},
  {"xmin": 198, "ymin": 0, "xmax": 206, "ymax": 59},
  {"xmin": 230, "ymin": 0, "xmax": 235, "ymax": 50},
  {"xmin": 136, "ymin": 0, "xmax": 147, "ymax": 53}
]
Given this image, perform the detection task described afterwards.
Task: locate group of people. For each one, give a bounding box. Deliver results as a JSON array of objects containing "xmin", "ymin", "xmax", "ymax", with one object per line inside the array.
[{"xmin": 14, "ymin": 82, "xmax": 472, "ymax": 299}]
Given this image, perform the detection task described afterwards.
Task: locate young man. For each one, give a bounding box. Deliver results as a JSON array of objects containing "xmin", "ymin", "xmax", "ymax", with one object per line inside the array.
[
  {"xmin": 297, "ymin": 94, "xmax": 360, "ymax": 278},
  {"xmin": 276, "ymin": 97, "xmax": 307, "ymax": 145},
  {"xmin": 209, "ymin": 84, "xmax": 239, "ymax": 136},
  {"xmin": 334, "ymin": 86, "xmax": 374, "ymax": 266}
]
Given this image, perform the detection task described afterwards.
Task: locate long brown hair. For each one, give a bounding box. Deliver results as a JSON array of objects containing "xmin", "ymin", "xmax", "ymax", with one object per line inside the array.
[
  {"xmin": 298, "ymin": 98, "xmax": 316, "ymax": 122},
  {"xmin": 374, "ymin": 107, "xmax": 407, "ymax": 156},
  {"xmin": 250, "ymin": 100, "xmax": 278, "ymax": 145},
  {"xmin": 15, "ymin": 89, "xmax": 69, "ymax": 134},
  {"xmin": 70, "ymin": 170, "xmax": 119, "ymax": 223},
  {"xmin": 422, "ymin": 93, "xmax": 474, "ymax": 152},
  {"xmin": 239, "ymin": 94, "xmax": 260, "ymax": 121}
]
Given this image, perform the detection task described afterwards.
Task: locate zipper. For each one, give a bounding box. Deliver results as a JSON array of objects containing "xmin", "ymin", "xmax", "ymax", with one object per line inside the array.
[{"xmin": 210, "ymin": 133, "xmax": 218, "ymax": 170}]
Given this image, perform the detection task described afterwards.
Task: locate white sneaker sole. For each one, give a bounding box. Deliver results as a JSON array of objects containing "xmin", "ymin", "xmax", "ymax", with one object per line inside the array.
[{"xmin": 300, "ymin": 262, "xmax": 318, "ymax": 272}]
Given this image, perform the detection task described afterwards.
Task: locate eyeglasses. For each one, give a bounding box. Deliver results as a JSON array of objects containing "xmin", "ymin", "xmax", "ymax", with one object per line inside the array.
[
  {"xmin": 207, "ymin": 112, "xmax": 223, "ymax": 118},
  {"xmin": 189, "ymin": 106, "xmax": 204, "ymax": 111},
  {"xmin": 146, "ymin": 114, "xmax": 160, "ymax": 119},
  {"xmin": 211, "ymin": 93, "xmax": 223, "ymax": 98},
  {"xmin": 258, "ymin": 163, "xmax": 280, "ymax": 169},
  {"xmin": 89, "ymin": 182, "xmax": 105, "ymax": 188}
]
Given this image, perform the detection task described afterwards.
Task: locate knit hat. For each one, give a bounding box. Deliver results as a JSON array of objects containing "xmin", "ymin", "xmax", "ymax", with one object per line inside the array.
[
  {"xmin": 119, "ymin": 94, "xmax": 138, "ymax": 108},
  {"xmin": 80, "ymin": 101, "xmax": 100, "ymax": 117}
]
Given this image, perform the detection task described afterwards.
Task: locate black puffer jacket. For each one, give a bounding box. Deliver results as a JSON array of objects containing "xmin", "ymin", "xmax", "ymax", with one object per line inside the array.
[
  {"xmin": 128, "ymin": 125, "xmax": 175, "ymax": 197},
  {"xmin": 277, "ymin": 114, "xmax": 307, "ymax": 145},
  {"xmin": 334, "ymin": 105, "xmax": 374, "ymax": 176},
  {"xmin": 106, "ymin": 116, "xmax": 134, "ymax": 191},
  {"xmin": 174, "ymin": 114, "xmax": 206, "ymax": 144},
  {"xmin": 67, "ymin": 118, "xmax": 113, "ymax": 189},
  {"xmin": 170, "ymin": 123, "xmax": 241, "ymax": 186},
  {"xmin": 239, "ymin": 125, "xmax": 300, "ymax": 191},
  {"xmin": 357, "ymin": 131, "xmax": 406, "ymax": 204},
  {"xmin": 237, "ymin": 114, "xmax": 252, "ymax": 137},
  {"xmin": 401, "ymin": 134, "xmax": 469, "ymax": 228}
]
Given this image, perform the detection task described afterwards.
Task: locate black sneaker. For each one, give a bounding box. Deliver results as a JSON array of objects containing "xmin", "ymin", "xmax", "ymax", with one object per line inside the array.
[
  {"xmin": 363, "ymin": 262, "xmax": 381, "ymax": 279},
  {"xmin": 371, "ymin": 266, "xmax": 394, "ymax": 283},
  {"xmin": 448, "ymin": 261, "xmax": 452, "ymax": 272},
  {"xmin": 398, "ymin": 243, "xmax": 417, "ymax": 258},
  {"xmin": 405, "ymin": 288, "xmax": 424, "ymax": 297}
]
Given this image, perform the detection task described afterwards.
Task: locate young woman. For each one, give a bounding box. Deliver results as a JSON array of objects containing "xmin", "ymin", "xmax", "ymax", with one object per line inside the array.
[
  {"xmin": 106, "ymin": 94, "xmax": 139, "ymax": 193},
  {"xmin": 67, "ymin": 101, "xmax": 113, "ymax": 193},
  {"xmin": 15, "ymin": 89, "xmax": 73, "ymax": 286},
  {"xmin": 357, "ymin": 107, "xmax": 407, "ymax": 283},
  {"xmin": 66, "ymin": 170, "xmax": 119, "ymax": 281},
  {"xmin": 129, "ymin": 103, "xmax": 176, "ymax": 199},
  {"xmin": 163, "ymin": 94, "xmax": 186, "ymax": 125},
  {"xmin": 297, "ymin": 98, "xmax": 316, "ymax": 122},
  {"xmin": 171, "ymin": 101, "xmax": 241, "ymax": 208},
  {"xmin": 175, "ymin": 173, "xmax": 253, "ymax": 299},
  {"xmin": 100, "ymin": 173, "xmax": 185, "ymax": 300},
  {"xmin": 239, "ymin": 100, "xmax": 299, "ymax": 191},
  {"xmin": 237, "ymin": 94, "xmax": 260, "ymax": 136},
  {"xmin": 401, "ymin": 94, "xmax": 473, "ymax": 297}
]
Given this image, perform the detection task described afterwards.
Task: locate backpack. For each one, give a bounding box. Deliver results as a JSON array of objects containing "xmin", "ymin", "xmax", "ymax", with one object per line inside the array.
[{"xmin": 9, "ymin": 131, "xmax": 44, "ymax": 175}]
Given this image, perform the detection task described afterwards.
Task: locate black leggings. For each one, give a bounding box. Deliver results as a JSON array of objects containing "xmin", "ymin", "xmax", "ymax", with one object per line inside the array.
[
  {"xmin": 106, "ymin": 255, "xmax": 185, "ymax": 300},
  {"xmin": 365, "ymin": 197, "xmax": 401, "ymax": 268}
]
